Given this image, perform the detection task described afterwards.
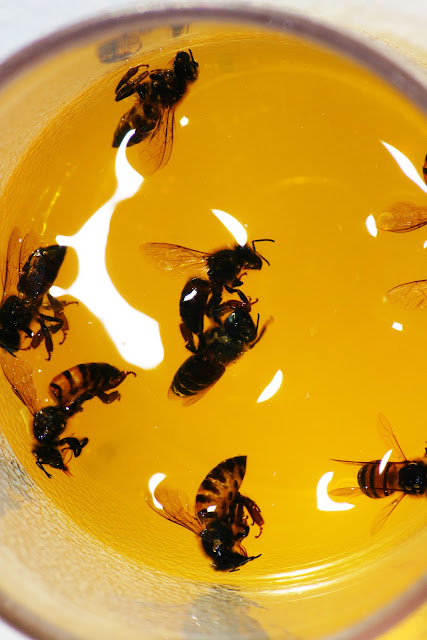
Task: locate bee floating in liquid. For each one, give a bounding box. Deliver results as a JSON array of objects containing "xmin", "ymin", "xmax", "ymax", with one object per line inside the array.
[
  {"xmin": 113, "ymin": 49, "xmax": 198, "ymax": 173},
  {"xmin": 0, "ymin": 228, "xmax": 72, "ymax": 359},
  {"xmin": 2, "ymin": 358, "xmax": 135, "ymax": 478},
  {"xmin": 148, "ymin": 455, "xmax": 264, "ymax": 571},
  {"xmin": 141, "ymin": 239, "xmax": 274, "ymax": 333},
  {"xmin": 171, "ymin": 299, "xmax": 272, "ymax": 404},
  {"xmin": 330, "ymin": 414, "xmax": 426, "ymax": 532},
  {"xmin": 376, "ymin": 153, "xmax": 427, "ymax": 233}
]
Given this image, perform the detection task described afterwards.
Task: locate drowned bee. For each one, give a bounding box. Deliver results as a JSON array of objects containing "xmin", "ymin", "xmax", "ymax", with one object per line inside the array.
[
  {"xmin": 141, "ymin": 239, "xmax": 274, "ymax": 330},
  {"xmin": 0, "ymin": 228, "xmax": 72, "ymax": 359},
  {"xmin": 2, "ymin": 357, "xmax": 135, "ymax": 478},
  {"xmin": 113, "ymin": 49, "xmax": 198, "ymax": 173},
  {"xmin": 330, "ymin": 414, "xmax": 426, "ymax": 533},
  {"xmin": 147, "ymin": 455, "xmax": 264, "ymax": 571},
  {"xmin": 170, "ymin": 300, "xmax": 271, "ymax": 403},
  {"xmin": 376, "ymin": 153, "xmax": 427, "ymax": 233}
]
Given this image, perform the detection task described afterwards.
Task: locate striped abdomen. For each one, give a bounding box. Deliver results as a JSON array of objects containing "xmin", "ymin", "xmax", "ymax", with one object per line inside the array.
[
  {"xmin": 49, "ymin": 363, "xmax": 133, "ymax": 406},
  {"xmin": 357, "ymin": 461, "xmax": 401, "ymax": 498},
  {"xmin": 196, "ymin": 455, "xmax": 246, "ymax": 520},
  {"xmin": 170, "ymin": 354, "xmax": 225, "ymax": 399}
]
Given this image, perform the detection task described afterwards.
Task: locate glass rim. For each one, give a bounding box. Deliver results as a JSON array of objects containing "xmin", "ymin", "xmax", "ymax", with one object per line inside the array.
[{"xmin": 0, "ymin": 4, "xmax": 425, "ymax": 640}]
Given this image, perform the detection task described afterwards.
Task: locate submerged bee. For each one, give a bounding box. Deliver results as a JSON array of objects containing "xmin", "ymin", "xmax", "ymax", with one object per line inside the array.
[
  {"xmin": 0, "ymin": 228, "xmax": 71, "ymax": 359},
  {"xmin": 171, "ymin": 301, "xmax": 271, "ymax": 403},
  {"xmin": 2, "ymin": 356, "xmax": 88, "ymax": 478},
  {"xmin": 142, "ymin": 239, "xmax": 274, "ymax": 326},
  {"xmin": 112, "ymin": 49, "xmax": 198, "ymax": 173},
  {"xmin": 49, "ymin": 362, "xmax": 136, "ymax": 406},
  {"xmin": 330, "ymin": 414, "xmax": 426, "ymax": 532},
  {"xmin": 2, "ymin": 359, "xmax": 135, "ymax": 478},
  {"xmin": 148, "ymin": 455, "xmax": 264, "ymax": 571},
  {"xmin": 376, "ymin": 153, "xmax": 427, "ymax": 233}
]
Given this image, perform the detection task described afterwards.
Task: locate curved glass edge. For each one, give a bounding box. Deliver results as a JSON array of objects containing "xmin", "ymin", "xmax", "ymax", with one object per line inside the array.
[{"xmin": 0, "ymin": 4, "xmax": 425, "ymax": 640}]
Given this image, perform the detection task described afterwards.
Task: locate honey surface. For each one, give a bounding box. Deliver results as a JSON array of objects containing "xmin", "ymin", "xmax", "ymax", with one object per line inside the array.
[{"xmin": 0, "ymin": 29, "xmax": 426, "ymax": 596}]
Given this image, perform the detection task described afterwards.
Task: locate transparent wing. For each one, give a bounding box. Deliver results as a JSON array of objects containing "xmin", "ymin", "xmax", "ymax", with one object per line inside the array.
[
  {"xmin": 376, "ymin": 202, "xmax": 427, "ymax": 233},
  {"xmin": 141, "ymin": 242, "xmax": 210, "ymax": 273},
  {"xmin": 385, "ymin": 280, "xmax": 427, "ymax": 310},
  {"xmin": 329, "ymin": 486, "xmax": 365, "ymax": 498},
  {"xmin": 1, "ymin": 228, "xmax": 39, "ymax": 301},
  {"xmin": 371, "ymin": 493, "xmax": 406, "ymax": 534},
  {"xmin": 0, "ymin": 352, "xmax": 39, "ymax": 415},
  {"xmin": 146, "ymin": 483, "xmax": 202, "ymax": 535},
  {"xmin": 138, "ymin": 106, "xmax": 175, "ymax": 175},
  {"xmin": 377, "ymin": 414, "xmax": 407, "ymax": 463}
]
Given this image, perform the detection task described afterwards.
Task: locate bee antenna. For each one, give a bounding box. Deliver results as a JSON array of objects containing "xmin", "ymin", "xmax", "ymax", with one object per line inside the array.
[{"xmin": 252, "ymin": 239, "xmax": 274, "ymax": 266}]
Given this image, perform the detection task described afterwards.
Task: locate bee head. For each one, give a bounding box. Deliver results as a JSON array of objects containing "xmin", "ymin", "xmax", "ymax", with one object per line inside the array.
[
  {"xmin": 399, "ymin": 462, "xmax": 427, "ymax": 494},
  {"xmin": 0, "ymin": 328, "xmax": 20, "ymax": 353},
  {"xmin": 33, "ymin": 445, "xmax": 67, "ymax": 478},
  {"xmin": 200, "ymin": 522, "xmax": 260, "ymax": 571},
  {"xmin": 174, "ymin": 50, "xmax": 198, "ymax": 81},
  {"xmin": 223, "ymin": 308, "xmax": 258, "ymax": 343}
]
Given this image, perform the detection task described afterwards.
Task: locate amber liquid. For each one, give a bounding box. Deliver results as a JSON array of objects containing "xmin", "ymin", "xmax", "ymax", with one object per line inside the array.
[{"xmin": 1, "ymin": 29, "xmax": 426, "ymax": 601}]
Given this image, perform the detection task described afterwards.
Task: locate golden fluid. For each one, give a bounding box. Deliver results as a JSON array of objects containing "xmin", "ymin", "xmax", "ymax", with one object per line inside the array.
[{"xmin": 1, "ymin": 29, "xmax": 426, "ymax": 598}]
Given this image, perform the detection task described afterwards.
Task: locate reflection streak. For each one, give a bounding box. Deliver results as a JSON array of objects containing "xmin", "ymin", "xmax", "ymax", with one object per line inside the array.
[{"xmin": 50, "ymin": 130, "xmax": 164, "ymax": 370}]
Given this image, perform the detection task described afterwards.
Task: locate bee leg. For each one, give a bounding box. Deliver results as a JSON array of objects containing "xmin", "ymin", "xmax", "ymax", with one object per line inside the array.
[
  {"xmin": 46, "ymin": 293, "xmax": 75, "ymax": 345},
  {"xmin": 35, "ymin": 459, "xmax": 52, "ymax": 479},
  {"xmin": 239, "ymin": 495, "xmax": 264, "ymax": 538},
  {"xmin": 180, "ymin": 323, "xmax": 198, "ymax": 353},
  {"xmin": 59, "ymin": 436, "xmax": 88, "ymax": 458},
  {"xmin": 95, "ymin": 390, "xmax": 121, "ymax": 404},
  {"xmin": 35, "ymin": 316, "xmax": 54, "ymax": 360},
  {"xmin": 22, "ymin": 326, "xmax": 34, "ymax": 338},
  {"xmin": 225, "ymin": 283, "xmax": 248, "ymax": 303},
  {"xmin": 65, "ymin": 391, "xmax": 95, "ymax": 416}
]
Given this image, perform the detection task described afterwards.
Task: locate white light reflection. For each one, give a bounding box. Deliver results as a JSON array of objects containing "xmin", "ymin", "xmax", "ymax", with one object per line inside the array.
[
  {"xmin": 51, "ymin": 130, "xmax": 164, "ymax": 370},
  {"xmin": 392, "ymin": 322, "xmax": 403, "ymax": 332},
  {"xmin": 148, "ymin": 472, "xmax": 166, "ymax": 509},
  {"xmin": 257, "ymin": 370, "xmax": 283, "ymax": 403},
  {"xmin": 365, "ymin": 214, "xmax": 377, "ymax": 237},
  {"xmin": 316, "ymin": 472, "xmax": 354, "ymax": 512},
  {"xmin": 381, "ymin": 141, "xmax": 427, "ymax": 194},
  {"xmin": 378, "ymin": 448, "xmax": 393, "ymax": 475},
  {"xmin": 424, "ymin": 240, "xmax": 427, "ymax": 249},
  {"xmin": 180, "ymin": 116, "xmax": 189, "ymax": 127},
  {"xmin": 211, "ymin": 209, "xmax": 248, "ymax": 246}
]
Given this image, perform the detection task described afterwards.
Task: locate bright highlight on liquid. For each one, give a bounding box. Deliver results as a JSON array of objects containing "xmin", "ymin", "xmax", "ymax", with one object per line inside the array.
[
  {"xmin": 257, "ymin": 370, "xmax": 283, "ymax": 403},
  {"xmin": 392, "ymin": 322, "xmax": 403, "ymax": 332},
  {"xmin": 381, "ymin": 140, "xmax": 427, "ymax": 194},
  {"xmin": 50, "ymin": 130, "xmax": 164, "ymax": 370},
  {"xmin": 378, "ymin": 449, "xmax": 393, "ymax": 475},
  {"xmin": 365, "ymin": 214, "xmax": 377, "ymax": 237},
  {"xmin": 316, "ymin": 472, "xmax": 354, "ymax": 512},
  {"xmin": 148, "ymin": 472, "xmax": 166, "ymax": 509},
  {"xmin": 211, "ymin": 208, "xmax": 248, "ymax": 246}
]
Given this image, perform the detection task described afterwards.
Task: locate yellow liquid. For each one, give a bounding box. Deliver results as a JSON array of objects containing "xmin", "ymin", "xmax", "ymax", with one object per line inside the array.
[{"xmin": 1, "ymin": 26, "xmax": 426, "ymax": 623}]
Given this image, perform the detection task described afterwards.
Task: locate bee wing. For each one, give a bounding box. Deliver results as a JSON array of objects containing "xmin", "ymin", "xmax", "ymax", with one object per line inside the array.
[
  {"xmin": 329, "ymin": 487, "xmax": 365, "ymax": 498},
  {"xmin": 377, "ymin": 414, "xmax": 407, "ymax": 463},
  {"xmin": 376, "ymin": 202, "xmax": 427, "ymax": 233},
  {"xmin": 140, "ymin": 242, "xmax": 210, "ymax": 273},
  {"xmin": 371, "ymin": 492, "xmax": 406, "ymax": 534},
  {"xmin": 1, "ymin": 352, "xmax": 39, "ymax": 415},
  {"xmin": 195, "ymin": 456, "xmax": 247, "ymax": 521},
  {"xmin": 146, "ymin": 484, "xmax": 202, "ymax": 534},
  {"xmin": 385, "ymin": 280, "xmax": 427, "ymax": 310},
  {"xmin": 136, "ymin": 106, "xmax": 175, "ymax": 175}
]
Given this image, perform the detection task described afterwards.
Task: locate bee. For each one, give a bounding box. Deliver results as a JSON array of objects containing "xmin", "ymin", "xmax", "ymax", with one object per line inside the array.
[
  {"xmin": 171, "ymin": 302, "xmax": 271, "ymax": 403},
  {"xmin": 49, "ymin": 362, "xmax": 136, "ymax": 406},
  {"xmin": 142, "ymin": 239, "xmax": 274, "ymax": 325},
  {"xmin": 1, "ymin": 355, "xmax": 88, "ymax": 479},
  {"xmin": 330, "ymin": 414, "xmax": 426, "ymax": 532},
  {"xmin": 0, "ymin": 228, "xmax": 71, "ymax": 359},
  {"xmin": 376, "ymin": 153, "xmax": 427, "ymax": 233},
  {"xmin": 112, "ymin": 49, "xmax": 198, "ymax": 174},
  {"xmin": 147, "ymin": 455, "xmax": 264, "ymax": 571}
]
